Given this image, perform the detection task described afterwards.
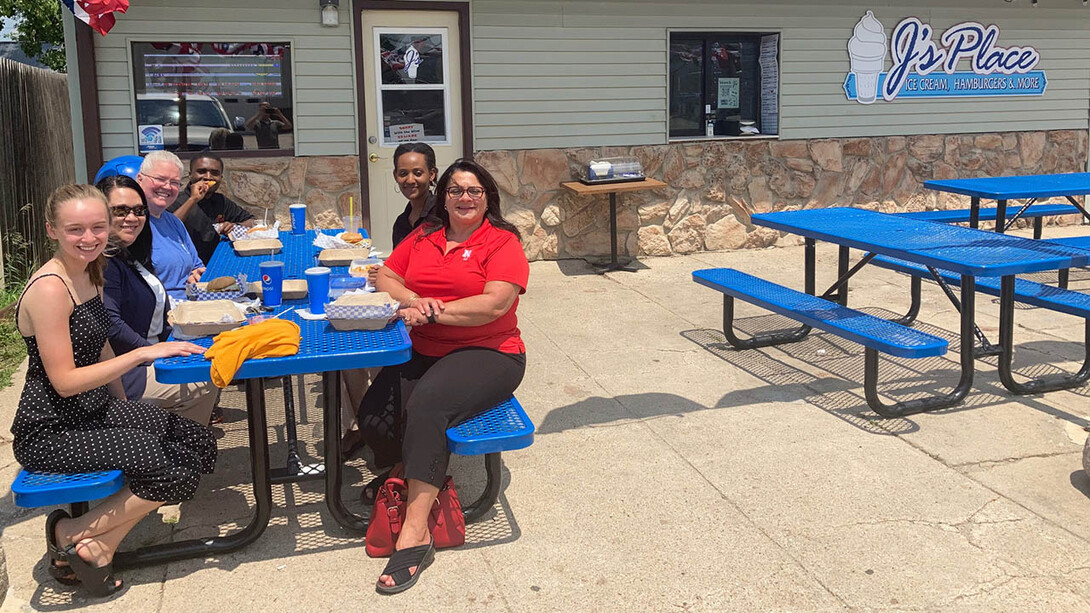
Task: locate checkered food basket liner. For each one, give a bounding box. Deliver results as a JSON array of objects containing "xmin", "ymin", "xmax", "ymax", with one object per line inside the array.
[
  {"xmin": 186, "ymin": 274, "xmax": 247, "ymax": 301},
  {"xmin": 325, "ymin": 301, "xmax": 399, "ymax": 321},
  {"xmin": 326, "ymin": 296, "xmax": 399, "ymax": 331},
  {"xmin": 227, "ymin": 221, "xmax": 280, "ymax": 241}
]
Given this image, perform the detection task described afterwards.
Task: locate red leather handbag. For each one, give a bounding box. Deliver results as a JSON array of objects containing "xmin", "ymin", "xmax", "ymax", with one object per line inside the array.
[{"xmin": 365, "ymin": 473, "xmax": 466, "ymax": 558}]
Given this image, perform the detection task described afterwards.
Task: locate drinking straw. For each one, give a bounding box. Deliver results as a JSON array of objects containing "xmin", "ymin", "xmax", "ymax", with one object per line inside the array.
[{"xmin": 349, "ymin": 196, "xmax": 354, "ymax": 228}]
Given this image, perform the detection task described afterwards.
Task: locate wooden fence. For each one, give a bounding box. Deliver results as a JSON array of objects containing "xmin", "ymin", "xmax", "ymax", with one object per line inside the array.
[{"xmin": 0, "ymin": 58, "xmax": 74, "ymax": 289}]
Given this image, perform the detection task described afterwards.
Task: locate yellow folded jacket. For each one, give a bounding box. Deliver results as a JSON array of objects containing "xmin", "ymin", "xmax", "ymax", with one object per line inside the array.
[{"xmin": 204, "ymin": 318, "xmax": 301, "ymax": 388}]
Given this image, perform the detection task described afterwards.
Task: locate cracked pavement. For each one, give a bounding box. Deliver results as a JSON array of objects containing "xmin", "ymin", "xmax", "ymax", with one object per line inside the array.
[{"xmin": 1, "ymin": 223, "xmax": 1090, "ymax": 611}]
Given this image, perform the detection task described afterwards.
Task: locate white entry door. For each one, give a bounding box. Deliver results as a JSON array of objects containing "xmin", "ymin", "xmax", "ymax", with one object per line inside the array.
[{"xmin": 360, "ymin": 9, "xmax": 464, "ymax": 252}]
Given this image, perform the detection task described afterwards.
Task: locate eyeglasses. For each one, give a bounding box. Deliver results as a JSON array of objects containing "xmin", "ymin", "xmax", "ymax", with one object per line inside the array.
[
  {"xmin": 445, "ymin": 186, "xmax": 486, "ymax": 199},
  {"xmin": 140, "ymin": 173, "xmax": 184, "ymax": 190},
  {"xmin": 110, "ymin": 205, "xmax": 148, "ymax": 218}
]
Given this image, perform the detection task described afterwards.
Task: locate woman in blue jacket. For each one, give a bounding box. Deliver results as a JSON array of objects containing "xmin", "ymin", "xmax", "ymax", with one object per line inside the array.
[{"xmin": 98, "ymin": 176, "xmax": 218, "ymax": 425}]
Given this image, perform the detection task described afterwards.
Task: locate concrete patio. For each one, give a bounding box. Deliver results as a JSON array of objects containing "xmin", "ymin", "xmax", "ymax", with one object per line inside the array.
[{"xmin": 1, "ymin": 222, "xmax": 1090, "ymax": 612}]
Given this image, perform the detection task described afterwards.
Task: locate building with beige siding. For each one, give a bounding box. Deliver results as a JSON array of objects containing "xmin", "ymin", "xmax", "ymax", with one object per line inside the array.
[{"xmin": 63, "ymin": 0, "xmax": 1090, "ymax": 258}]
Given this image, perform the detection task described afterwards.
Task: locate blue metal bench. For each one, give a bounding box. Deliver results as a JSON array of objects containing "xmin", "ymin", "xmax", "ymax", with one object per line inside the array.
[
  {"xmin": 1050, "ymin": 236, "xmax": 1090, "ymax": 250},
  {"xmin": 693, "ymin": 268, "xmax": 958, "ymax": 417},
  {"xmin": 9, "ymin": 398, "xmax": 533, "ymax": 526},
  {"xmin": 448, "ymin": 396, "xmax": 534, "ymax": 523},
  {"xmin": 871, "ymin": 254, "xmax": 1090, "ymax": 394},
  {"xmin": 11, "ymin": 469, "xmax": 124, "ymax": 516},
  {"xmin": 898, "ymin": 204, "xmax": 1079, "ymax": 239}
]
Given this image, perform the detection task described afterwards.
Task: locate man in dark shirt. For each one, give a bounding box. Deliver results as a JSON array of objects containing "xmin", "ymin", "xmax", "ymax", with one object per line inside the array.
[{"xmin": 168, "ymin": 152, "xmax": 256, "ymax": 264}]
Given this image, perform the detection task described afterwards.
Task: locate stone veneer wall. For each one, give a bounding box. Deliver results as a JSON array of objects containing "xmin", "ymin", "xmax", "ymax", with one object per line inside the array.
[
  {"xmin": 479, "ymin": 130, "xmax": 1088, "ymax": 260},
  {"xmin": 215, "ymin": 130, "xmax": 1087, "ymax": 260},
  {"xmin": 218, "ymin": 156, "xmax": 363, "ymax": 230}
]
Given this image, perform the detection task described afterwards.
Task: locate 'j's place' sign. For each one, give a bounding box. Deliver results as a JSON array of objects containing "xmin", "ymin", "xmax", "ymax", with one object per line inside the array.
[{"xmin": 844, "ymin": 11, "xmax": 1047, "ymax": 104}]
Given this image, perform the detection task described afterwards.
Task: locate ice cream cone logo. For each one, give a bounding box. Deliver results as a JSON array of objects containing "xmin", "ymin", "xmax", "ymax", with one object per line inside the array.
[{"xmin": 847, "ymin": 11, "xmax": 886, "ymax": 104}]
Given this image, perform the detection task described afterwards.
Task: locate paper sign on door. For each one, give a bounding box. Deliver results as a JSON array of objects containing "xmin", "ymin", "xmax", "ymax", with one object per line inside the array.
[{"xmin": 389, "ymin": 123, "xmax": 425, "ymax": 142}]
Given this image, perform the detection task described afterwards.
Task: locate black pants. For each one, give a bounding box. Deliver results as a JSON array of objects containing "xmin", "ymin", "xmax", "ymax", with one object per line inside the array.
[{"xmin": 356, "ymin": 348, "xmax": 525, "ymax": 488}]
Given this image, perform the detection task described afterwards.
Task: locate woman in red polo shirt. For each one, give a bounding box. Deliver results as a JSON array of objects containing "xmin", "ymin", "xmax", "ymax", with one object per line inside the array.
[{"xmin": 362, "ymin": 158, "xmax": 528, "ymax": 594}]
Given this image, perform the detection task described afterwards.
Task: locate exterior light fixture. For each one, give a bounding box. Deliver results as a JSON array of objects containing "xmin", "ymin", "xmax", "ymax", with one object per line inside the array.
[{"xmin": 320, "ymin": 0, "xmax": 339, "ymax": 27}]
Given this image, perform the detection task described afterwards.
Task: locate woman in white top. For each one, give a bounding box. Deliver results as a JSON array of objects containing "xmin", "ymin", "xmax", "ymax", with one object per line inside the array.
[{"xmin": 98, "ymin": 176, "xmax": 218, "ymax": 425}]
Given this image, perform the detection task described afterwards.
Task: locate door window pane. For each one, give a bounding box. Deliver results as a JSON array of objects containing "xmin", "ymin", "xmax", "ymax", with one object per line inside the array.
[
  {"xmin": 374, "ymin": 28, "xmax": 450, "ymax": 146},
  {"xmin": 381, "ymin": 90, "xmax": 447, "ymax": 144},
  {"xmin": 378, "ymin": 33, "xmax": 444, "ymax": 85}
]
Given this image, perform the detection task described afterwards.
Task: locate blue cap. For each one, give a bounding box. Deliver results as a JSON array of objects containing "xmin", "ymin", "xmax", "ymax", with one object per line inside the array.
[{"xmin": 93, "ymin": 155, "xmax": 144, "ymax": 183}]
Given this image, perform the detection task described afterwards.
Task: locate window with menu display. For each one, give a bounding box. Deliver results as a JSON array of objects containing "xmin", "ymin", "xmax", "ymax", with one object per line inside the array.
[
  {"xmin": 131, "ymin": 41, "xmax": 294, "ymax": 152},
  {"xmin": 669, "ymin": 32, "xmax": 780, "ymax": 139}
]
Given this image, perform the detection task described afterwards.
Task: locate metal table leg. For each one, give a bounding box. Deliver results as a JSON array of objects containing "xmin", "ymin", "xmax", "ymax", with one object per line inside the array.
[
  {"xmin": 270, "ymin": 375, "xmax": 324, "ymax": 484},
  {"xmin": 995, "ymin": 199, "xmax": 1008, "ymax": 233},
  {"xmin": 969, "ymin": 196, "xmax": 980, "ymax": 229},
  {"xmin": 282, "ymin": 376, "xmax": 301, "ymax": 475},
  {"xmin": 113, "ymin": 379, "xmax": 273, "ymax": 569},
  {"xmin": 864, "ymin": 275, "xmax": 975, "ymax": 417},
  {"xmin": 997, "ymin": 275, "xmax": 1090, "ymax": 394},
  {"xmin": 609, "ymin": 192, "xmax": 618, "ymax": 267},
  {"xmin": 804, "ymin": 238, "xmax": 816, "ymax": 295},
  {"xmin": 893, "ymin": 276, "xmax": 922, "ymax": 325},
  {"xmin": 592, "ymin": 192, "xmax": 637, "ymax": 273},
  {"xmin": 323, "ymin": 371, "xmax": 368, "ymax": 533}
]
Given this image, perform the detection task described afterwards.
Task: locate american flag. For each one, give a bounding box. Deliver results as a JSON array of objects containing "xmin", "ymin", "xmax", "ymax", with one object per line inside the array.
[{"xmin": 60, "ymin": 0, "xmax": 129, "ymax": 36}]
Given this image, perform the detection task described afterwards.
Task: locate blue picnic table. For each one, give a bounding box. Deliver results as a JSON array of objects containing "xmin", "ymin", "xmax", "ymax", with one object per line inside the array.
[
  {"xmin": 749, "ymin": 207, "xmax": 1090, "ymax": 412},
  {"xmin": 924, "ymin": 172, "xmax": 1090, "ymax": 233},
  {"xmin": 204, "ymin": 228, "xmax": 364, "ymax": 280},
  {"xmin": 116, "ymin": 229, "xmax": 409, "ymax": 570}
]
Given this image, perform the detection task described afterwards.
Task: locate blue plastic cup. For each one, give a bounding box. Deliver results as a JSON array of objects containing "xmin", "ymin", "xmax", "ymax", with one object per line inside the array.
[
  {"xmin": 259, "ymin": 261, "xmax": 285, "ymax": 308},
  {"xmin": 289, "ymin": 203, "xmax": 307, "ymax": 235},
  {"xmin": 305, "ymin": 266, "xmax": 331, "ymax": 315}
]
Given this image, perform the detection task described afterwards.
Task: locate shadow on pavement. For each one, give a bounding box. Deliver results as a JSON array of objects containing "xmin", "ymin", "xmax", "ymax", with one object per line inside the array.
[
  {"xmin": 12, "ymin": 373, "xmax": 524, "ymax": 605},
  {"xmin": 680, "ymin": 306, "xmax": 1090, "ymax": 434}
]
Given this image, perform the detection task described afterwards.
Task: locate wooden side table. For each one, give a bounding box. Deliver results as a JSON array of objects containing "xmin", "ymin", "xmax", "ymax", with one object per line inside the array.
[{"xmin": 560, "ymin": 178, "xmax": 667, "ymax": 272}]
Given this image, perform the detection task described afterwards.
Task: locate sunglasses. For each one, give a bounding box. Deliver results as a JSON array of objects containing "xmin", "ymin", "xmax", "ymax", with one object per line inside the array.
[{"xmin": 110, "ymin": 205, "xmax": 148, "ymax": 218}]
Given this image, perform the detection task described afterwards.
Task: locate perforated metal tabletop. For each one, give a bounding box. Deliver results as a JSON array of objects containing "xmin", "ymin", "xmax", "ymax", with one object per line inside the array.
[
  {"xmin": 203, "ymin": 229, "xmax": 363, "ymax": 280},
  {"xmin": 154, "ymin": 298, "xmax": 411, "ymax": 383},
  {"xmin": 752, "ymin": 208, "xmax": 1090, "ymax": 276},
  {"xmin": 925, "ymin": 172, "xmax": 1090, "ymax": 200}
]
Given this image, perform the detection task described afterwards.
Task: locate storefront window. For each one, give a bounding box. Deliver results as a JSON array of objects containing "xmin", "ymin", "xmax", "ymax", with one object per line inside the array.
[
  {"xmin": 669, "ymin": 32, "xmax": 780, "ymax": 138},
  {"xmin": 130, "ymin": 42, "xmax": 294, "ymax": 153}
]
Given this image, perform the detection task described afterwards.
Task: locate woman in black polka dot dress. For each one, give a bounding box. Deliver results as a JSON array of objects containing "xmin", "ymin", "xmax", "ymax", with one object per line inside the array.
[{"xmin": 11, "ymin": 185, "xmax": 216, "ymax": 598}]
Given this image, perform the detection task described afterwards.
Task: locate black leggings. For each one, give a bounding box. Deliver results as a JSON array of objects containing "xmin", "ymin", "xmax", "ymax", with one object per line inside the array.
[{"xmin": 356, "ymin": 348, "xmax": 525, "ymax": 488}]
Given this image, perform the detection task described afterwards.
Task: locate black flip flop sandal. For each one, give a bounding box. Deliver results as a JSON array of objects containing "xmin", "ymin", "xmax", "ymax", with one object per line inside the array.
[
  {"xmin": 45, "ymin": 509, "xmax": 79, "ymax": 586},
  {"xmin": 375, "ymin": 541, "xmax": 435, "ymax": 595},
  {"xmin": 63, "ymin": 544, "xmax": 125, "ymax": 597}
]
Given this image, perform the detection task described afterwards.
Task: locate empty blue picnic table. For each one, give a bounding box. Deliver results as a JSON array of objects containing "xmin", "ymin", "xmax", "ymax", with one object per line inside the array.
[
  {"xmin": 746, "ymin": 207, "xmax": 1090, "ymax": 413},
  {"xmin": 924, "ymin": 172, "xmax": 1090, "ymax": 233}
]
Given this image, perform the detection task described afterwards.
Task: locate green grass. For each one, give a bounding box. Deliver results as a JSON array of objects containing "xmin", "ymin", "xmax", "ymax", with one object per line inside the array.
[{"xmin": 0, "ymin": 284, "xmax": 26, "ymax": 390}]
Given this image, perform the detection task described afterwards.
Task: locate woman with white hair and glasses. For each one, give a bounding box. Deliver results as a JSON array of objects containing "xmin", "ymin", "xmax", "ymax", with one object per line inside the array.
[{"xmin": 134, "ymin": 150, "xmax": 205, "ymax": 300}]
